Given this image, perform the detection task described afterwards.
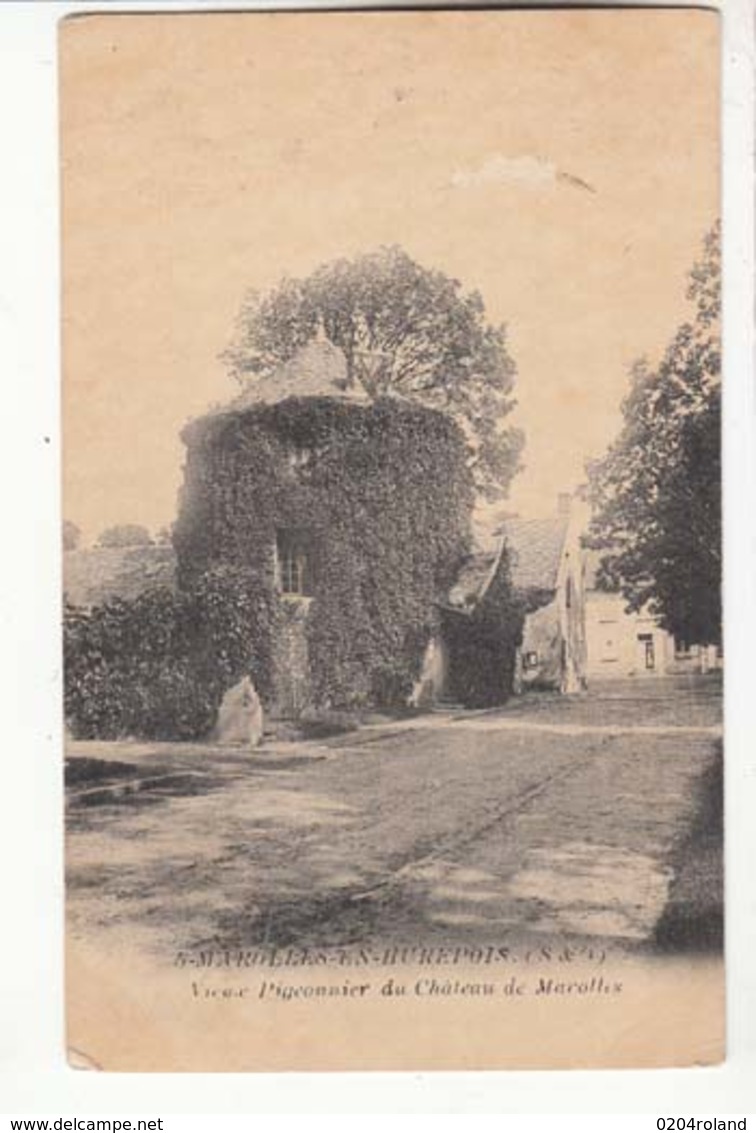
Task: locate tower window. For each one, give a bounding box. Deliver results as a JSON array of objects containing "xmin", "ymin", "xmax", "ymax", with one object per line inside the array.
[{"xmin": 276, "ymin": 529, "xmax": 314, "ymax": 596}]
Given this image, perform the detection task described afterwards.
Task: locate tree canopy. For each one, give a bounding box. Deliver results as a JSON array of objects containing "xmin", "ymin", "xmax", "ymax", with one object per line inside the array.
[
  {"xmin": 586, "ymin": 223, "xmax": 721, "ymax": 646},
  {"xmin": 222, "ymin": 246, "xmax": 524, "ymax": 500}
]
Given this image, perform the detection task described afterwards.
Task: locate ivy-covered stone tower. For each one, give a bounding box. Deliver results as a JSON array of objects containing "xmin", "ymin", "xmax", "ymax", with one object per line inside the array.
[{"xmin": 174, "ymin": 335, "xmax": 475, "ymax": 717}]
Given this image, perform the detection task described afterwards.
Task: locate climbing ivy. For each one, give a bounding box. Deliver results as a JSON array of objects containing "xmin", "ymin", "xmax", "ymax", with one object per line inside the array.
[
  {"xmin": 174, "ymin": 396, "xmax": 474, "ymax": 711},
  {"xmin": 64, "ymin": 395, "xmax": 524, "ymax": 740}
]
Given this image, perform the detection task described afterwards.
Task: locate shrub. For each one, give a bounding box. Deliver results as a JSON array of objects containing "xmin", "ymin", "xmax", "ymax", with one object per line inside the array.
[{"xmin": 64, "ymin": 565, "xmax": 276, "ymax": 740}]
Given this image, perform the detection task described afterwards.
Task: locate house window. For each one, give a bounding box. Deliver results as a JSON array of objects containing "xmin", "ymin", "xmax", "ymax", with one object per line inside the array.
[
  {"xmin": 523, "ymin": 651, "xmax": 539, "ymax": 670},
  {"xmin": 565, "ymin": 577, "xmax": 572, "ymax": 609},
  {"xmin": 276, "ymin": 529, "xmax": 314, "ymax": 596}
]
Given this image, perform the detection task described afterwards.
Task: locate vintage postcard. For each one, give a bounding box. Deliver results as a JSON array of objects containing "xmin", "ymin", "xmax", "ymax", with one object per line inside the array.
[{"xmin": 61, "ymin": 8, "xmax": 723, "ymax": 1071}]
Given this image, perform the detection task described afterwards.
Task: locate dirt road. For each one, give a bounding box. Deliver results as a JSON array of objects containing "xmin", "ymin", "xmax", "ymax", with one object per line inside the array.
[{"xmin": 66, "ymin": 677, "xmax": 723, "ymax": 960}]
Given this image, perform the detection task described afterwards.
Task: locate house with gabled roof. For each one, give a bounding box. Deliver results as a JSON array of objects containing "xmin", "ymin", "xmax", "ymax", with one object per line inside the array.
[
  {"xmin": 503, "ymin": 499, "xmax": 587, "ymax": 693},
  {"xmin": 440, "ymin": 494, "xmax": 587, "ymax": 698}
]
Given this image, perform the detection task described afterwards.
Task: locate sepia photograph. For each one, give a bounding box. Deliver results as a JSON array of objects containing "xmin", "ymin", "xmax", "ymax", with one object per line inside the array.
[{"xmin": 61, "ymin": 8, "xmax": 723, "ymax": 1071}]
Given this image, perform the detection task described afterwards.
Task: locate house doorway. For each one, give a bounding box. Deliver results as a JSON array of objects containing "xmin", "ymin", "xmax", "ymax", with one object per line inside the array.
[{"xmin": 636, "ymin": 632, "xmax": 656, "ymax": 672}]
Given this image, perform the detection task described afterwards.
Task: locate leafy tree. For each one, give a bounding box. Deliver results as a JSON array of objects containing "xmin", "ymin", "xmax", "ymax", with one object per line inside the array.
[
  {"xmin": 63, "ymin": 520, "xmax": 81, "ymax": 552},
  {"xmin": 96, "ymin": 523, "xmax": 153, "ymax": 548},
  {"xmin": 222, "ymin": 246, "xmax": 524, "ymax": 500},
  {"xmin": 586, "ymin": 223, "xmax": 721, "ymax": 646}
]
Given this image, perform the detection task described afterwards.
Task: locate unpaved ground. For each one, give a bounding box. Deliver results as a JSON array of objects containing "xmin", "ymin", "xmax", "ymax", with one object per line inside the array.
[{"xmin": 66, "ymin": 676, "xmax": 723, "ymax": 962}]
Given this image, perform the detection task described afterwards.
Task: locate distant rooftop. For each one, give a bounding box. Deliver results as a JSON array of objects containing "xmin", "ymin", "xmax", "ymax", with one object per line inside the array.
[{"xmin": 447, "ymin": 513, "xmax": 569, "ymax": 611}]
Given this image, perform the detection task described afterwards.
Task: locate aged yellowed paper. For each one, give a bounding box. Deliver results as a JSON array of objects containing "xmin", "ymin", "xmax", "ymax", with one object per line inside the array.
[{"xmin": 62, "ymin": 8, "xmax": 722, "ymax": 1070}]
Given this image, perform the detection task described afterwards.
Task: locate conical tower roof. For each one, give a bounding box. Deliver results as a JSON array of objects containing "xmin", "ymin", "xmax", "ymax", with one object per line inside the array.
[{"xmin": 228, "ymin": 331, "xmax": 368, "ymax": 410}]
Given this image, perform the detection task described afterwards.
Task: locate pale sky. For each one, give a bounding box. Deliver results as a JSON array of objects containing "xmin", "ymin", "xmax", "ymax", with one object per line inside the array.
[{"xmin": 62, "ymin": 9, "xmax": 719, "ymax": 543}]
